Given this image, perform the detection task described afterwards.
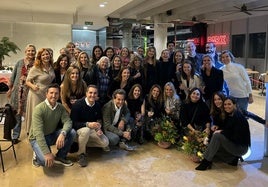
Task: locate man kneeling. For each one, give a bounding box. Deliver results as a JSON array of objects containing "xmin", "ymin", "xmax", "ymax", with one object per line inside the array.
[
  {"xmin": 29, "ymin": 83, "xmax": 76, "ymax": 167},
  {"xmin": 70, "ymin": 85, "xmax": 109, "ymax": 167}
]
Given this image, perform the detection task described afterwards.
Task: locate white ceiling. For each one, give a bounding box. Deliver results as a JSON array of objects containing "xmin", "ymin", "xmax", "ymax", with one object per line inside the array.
[{"xmin": 1, "ymin": 0, "xmax": 268, "ymax": 30}]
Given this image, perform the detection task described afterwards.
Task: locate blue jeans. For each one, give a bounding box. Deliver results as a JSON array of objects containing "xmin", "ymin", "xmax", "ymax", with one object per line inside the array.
[
  {"xmin": 12, "ymin": 114, "xmax": 22, "ymax": 140},
  {"xmin": 30, "ymin": 129, "xmax": 76, "ymax": 166},
  {"xmin": 232, "ymin": 97, "xmax": 249, "ymax": 112}
]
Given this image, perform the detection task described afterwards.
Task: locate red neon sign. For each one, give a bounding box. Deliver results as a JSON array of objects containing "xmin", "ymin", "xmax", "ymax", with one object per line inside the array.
[{"xmin": 207, "ymin": 34, "xmax": 229, "ymax": 45}]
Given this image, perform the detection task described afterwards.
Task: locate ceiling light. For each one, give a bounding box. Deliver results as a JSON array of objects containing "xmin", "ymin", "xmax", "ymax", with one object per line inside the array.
[
  {"xmin": 99, "ymin": 4, "xmax": 105, "ymax": 7},
  {"xmin": 83, "ymin": 26, "xmax": 88, "ymax": 29}
]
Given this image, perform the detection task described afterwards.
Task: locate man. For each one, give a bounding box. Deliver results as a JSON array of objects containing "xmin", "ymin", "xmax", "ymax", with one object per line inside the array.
[
  {"xmin": 205, "ymin": 42, "xmax": 223, "ymax": 69},
  {"xmin": 29, "ymin": 83, "xmax": 76, "ymax": 167},
  {"xmin": 185, "ymin": 41, "xmax": 203, "ymax": 75},
  {"xmin": 70, "ymin": 85, "xmax": 109, "ymax": 167},
  {"xmin": 102, "ymin": 89, "xmax": 134, "ymax": 151},
  {"xmin": 167, "ymin": 41, "xmax": 175, "ymax": 62},
  {"xmin": 137, "ymin": 46, "xmax": 145, "ymax": 59}
]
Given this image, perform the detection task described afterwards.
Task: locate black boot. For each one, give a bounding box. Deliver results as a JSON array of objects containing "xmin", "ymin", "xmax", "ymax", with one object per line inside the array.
[
  {"xmin": 195, "ymin": 159, "xmax": 212, "ymax": 171},
  {"xmin": 228, "ymin": 156, "xmax": 243, "ymax": 166}
]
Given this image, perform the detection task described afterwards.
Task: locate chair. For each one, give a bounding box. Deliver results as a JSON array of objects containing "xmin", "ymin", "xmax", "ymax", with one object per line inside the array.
[{"xmin": 0, "ymin": 104, "xmax": 17, "ymax": 172}]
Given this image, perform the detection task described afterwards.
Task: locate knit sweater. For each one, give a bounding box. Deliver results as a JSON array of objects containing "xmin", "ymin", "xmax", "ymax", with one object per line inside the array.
[{"xmin": 29, "ymin": 101, "xmax": 72, "ymax": 155}]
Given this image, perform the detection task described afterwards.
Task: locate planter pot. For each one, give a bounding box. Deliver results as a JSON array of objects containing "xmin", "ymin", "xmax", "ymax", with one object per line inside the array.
[
  {"xmin": 157, "ymin": 141, "xmax": 171, "ymax": 149},
  {"xmin": 189, "ymin": 155, "xmax": 201, "ymax": 163}
]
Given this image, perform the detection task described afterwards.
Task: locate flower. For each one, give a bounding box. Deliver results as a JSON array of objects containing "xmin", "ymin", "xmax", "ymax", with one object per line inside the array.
[
  {"xmin": 153, "ymin": 116, "xmax": 179, "ymax": 144},
  {"xmin": 181, "ymin": 131, "xmax": 208, "ymax": 159}
]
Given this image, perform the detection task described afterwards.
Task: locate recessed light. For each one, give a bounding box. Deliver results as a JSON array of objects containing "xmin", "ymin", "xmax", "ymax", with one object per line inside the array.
[{"xmin": 99, "ymin": 4, "xmax": 105, "ymax": 7}]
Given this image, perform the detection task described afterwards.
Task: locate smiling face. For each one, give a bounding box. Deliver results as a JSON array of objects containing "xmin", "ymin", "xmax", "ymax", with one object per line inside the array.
[
  {"xmin": 213, "ymin": 94, "xmax": 223, "ymax": 108},
  {"xmin": 41, "ymin": 50, "xmax": 51, "ymax": 64},
  {"xmin": 106, "ymin": 49, "xmax": 114, "ymax": 59},
  {"xmin": 121, "ymin": 68, "xmax": 130, "ymax": 81},
  {"xmin": 183, "ymin": 63, "xmax": 192, "ymax": 75},
  {"xmin": 113, "ymin": 93, "xmax": 125, "ymax": 108},
  {"xmin": 221, "ymin": 52, "xmax": 232, "ymax": 65},
  {"xmin": 79, "ymin": 53, "xmax": 88, "ymax": 66},
  {"xmin": 113, "ymin": 56, "xmax": 121, "ymax": 68},
  {"xmin": 151, "ymin": 87, "xmax": 160, "ymax": 99},
  {"xmin": 203, "ymin": 56, "xmax": 213, "ymax": 69},
  {"xmin": 174, "ymin": 51, "xmax": 183, "ymax": 63},
  {"xmin": 25, "ymin": 46, "xmax": 36, "ymax": 60},
  {"xmin": 190, "ymin": 89, "xmax": 201, "ymax": 103},
  {"xmin": 147, "ymin": 48, "xmax": 155, "ymax": 58},
  {"xmin": 165, "ymin": 85, "xmax": 173, "ymax": 97},
  {"xmin": 46, "ymin": 87, "xmax": 59, "ymax": 107},
  {"xmin": 86, "ymin": 86, "xmax": 98, "ymax": 105},
  {"xmin": 133, "ymin": 86, "xmax": 141, "ymax": 99},
  {"xmin": 69, "ymin": 68, "xmax": 80, "ymax": 82},
  {"xmin": 59, "ymin": 56, "xmax": 68, "ymax": 69},
  {"xmin": 224, "ymin": 98, "xmax": 236, "ymax": 113},
  {"xmin": 94, "ymin": 48, "xmax": 102, "ymax": 59}
]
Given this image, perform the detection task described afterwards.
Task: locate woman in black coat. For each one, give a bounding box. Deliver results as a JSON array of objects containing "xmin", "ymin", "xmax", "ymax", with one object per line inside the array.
[{"xmin": 196, "ymin": 97, "xmax": 251, "ymax": 170}]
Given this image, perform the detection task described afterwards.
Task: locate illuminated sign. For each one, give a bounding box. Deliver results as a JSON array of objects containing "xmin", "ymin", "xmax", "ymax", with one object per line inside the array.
[{"xmin": 207, "ymin": 34, "xmax": 229, "ymax": 45}]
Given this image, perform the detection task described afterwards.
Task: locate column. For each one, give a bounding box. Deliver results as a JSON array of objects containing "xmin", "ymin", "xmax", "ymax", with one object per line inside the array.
[
  {"xmin": 153, "ymin": 14, "xmax": 168, "ymax": 59},
  {"xmin": 121, "ymin": 19, "xmax": 133, "ymax": 50}
]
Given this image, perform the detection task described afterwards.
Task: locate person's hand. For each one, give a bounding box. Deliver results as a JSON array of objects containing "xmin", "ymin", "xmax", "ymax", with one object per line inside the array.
[
  {"xmin": 214, "ymin": 130, "xmax": 222, "ymax": 134},
  {"xmin": 211, "ymin": 125, "xmax": 218, "ymax": 131},
  {"xmin": 32, "ymin": 84, "xmax": 39, "ymax": 91},
  {"xmin": 123, "ymin": 131, "xmax": 131, "ymax": 140},
  {"xmin": 44, "ymin": 153, "xmax": 55, "ymax": 167},
  {"xmin": 88, "ymin": 122, "xmax": 101, "ymax": 129},
  {"xmin": 204, "ymin": 127, "xmax": 210, "ymax": 135},
  {"xmin": 6, "ymin": 89, "xmax": 12, "ymax": 98},
  {"xmin": 118, "ymin": 120, "xmax": 125, "ymax": 131},
  {"xmin": 249, "ymin": 95, "xmax": 254, "ymax": 104},
  {"xmin": 96, "ymin": 129, "xmax": 103, "ymax": 136},
  {"xmin": 56, "ymin": 133, "xmax": 65, "ymax": 150}
]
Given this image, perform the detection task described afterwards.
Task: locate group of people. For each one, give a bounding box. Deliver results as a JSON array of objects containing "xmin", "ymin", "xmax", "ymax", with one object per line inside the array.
[{"xmin": 5, "ymin": 40, "xmax": 263, "ymax": 170}]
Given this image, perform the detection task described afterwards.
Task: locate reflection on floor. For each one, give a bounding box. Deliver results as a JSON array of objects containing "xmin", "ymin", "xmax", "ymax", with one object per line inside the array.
[{"xmin": 0, "ymin": 90, "xmax": 268, "ymax": 187}]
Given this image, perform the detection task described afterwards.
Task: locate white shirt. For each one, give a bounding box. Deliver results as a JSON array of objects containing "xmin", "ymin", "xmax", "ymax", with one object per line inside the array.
[{"xmin": 221, "ymin": 62, "xmax": 252, "ymax": 98}]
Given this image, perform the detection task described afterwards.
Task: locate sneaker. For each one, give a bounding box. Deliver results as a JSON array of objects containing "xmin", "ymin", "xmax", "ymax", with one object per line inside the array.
[
  {"xmin": 119, "ymin": 142, "xmax": 135, "ymax": 151},
  {"xmin": 78, "ymin": 153, "xmax": 87, "ymax": 167},
  {"xmin": 54, "ymin": 157, "xmax": 73, "ymax": 167},
  {"xmin": 32, "ymin": 159, "xmax": 41, "ymax": 168},
  {"xmin": 102, "ymin": 146, "xmax": 110, "ymax": 152}
]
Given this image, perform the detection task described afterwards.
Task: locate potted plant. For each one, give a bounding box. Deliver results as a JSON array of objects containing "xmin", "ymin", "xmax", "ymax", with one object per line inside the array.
[
  {"xmin": 153, "ymin": 116, "xmax": 178, "ymax": 148},
  {"xmin": 0, "ymin": 37, "xmax": 20, "ymax": 69},
  {"xmin": 181, "ymin": 131, "xmax": 209, "ymax": 162}
]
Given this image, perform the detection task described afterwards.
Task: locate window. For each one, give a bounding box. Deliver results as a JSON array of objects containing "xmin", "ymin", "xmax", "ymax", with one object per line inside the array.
[
  {"xmin": 249, "ymin": 32, "xmax": 266, "ymax": 58},
  {"xmin": 232, "ymin": 34, "xmax": 245, "ymax": 58}
]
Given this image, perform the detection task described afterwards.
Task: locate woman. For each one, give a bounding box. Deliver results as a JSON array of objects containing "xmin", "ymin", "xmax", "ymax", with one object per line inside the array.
[
  {"xmin": 196, "ymin": 97, "xmax": 251, "ymax": 170},
  {"xmin": 129, "ymin": 55, "xmax": 145, "ymax": 92},
  {"xmin": 126, "ymin": 84, "xmax": 145, "ymax": 144},
  {"xmin": 180, "ymin": 87, "xmax": 211, "ymax": 135},
  {"xmin": 221, "ymin": 50, "xmax": 265, "ymax": 124},
  {"xmin": 77, "ymin": 51, "xmax": 95, "ymax": 85},
  {"xmin": 25, "ymin": 48, "xmax": 55, "ymax": 134},
  {"xmin": 61, "ymin": 65, "xmax": 87, "ymax": 114},
  {"xmin": 108, "ymin": 66, "xmax": 133, "ymax": 98},
  {"xmin": 156, "ymin": 49, "xmax": 176, "ymax": 88},
  {"xmin": 143, "ymin": 46, "xmax": 157, "ymax": 94},
  {"xmin": 110, "ymin": 55, "xmax": 122, "ymax": 79},
  {"xmin": 104, "ymin": 47, "xmax": 115, "ymax": 61},
  {"xmin": 201, "ymin": 54, "xmax": 223, "ymax": 107},
  {"xmin": 54, "ymin": 54, "xmax": 70, "ymax": 86},
  {"xmin": 90, "ymin": 45, "xmax": 103, "ymax": 65},
  {"xmin": 173, "ymin": 50, "xmax": 185, "ymax": 74},
  {"xmin": 179, "ymin": 60, "xmax": 203, "ymax": 100},
  {"xmin": 120, "ymin": 47, "xmax": 131, "ymax": 67},
  {"xmin": 210, "ymin": 92, "xmax": 226, "ymax": 132},
  {"xmin": 94, "ymin": 56, "xmax": 112, "ymax": 107},
  {"xmin": 7, "ymin": 44, "xmax": 36, "ymax": 142},
  {"xmin": 163, "ymin": 82, "xmax": 181, "ymax": 123},
  {"xmin": 144, "ymin": 84, "xmax": 164, "ymax": 140}
]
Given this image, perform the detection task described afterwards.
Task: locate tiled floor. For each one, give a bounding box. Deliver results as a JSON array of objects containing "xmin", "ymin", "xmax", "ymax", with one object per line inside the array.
[{"xmin": 0, "ymin": 90, "xmax": 268, "ymax": 187}]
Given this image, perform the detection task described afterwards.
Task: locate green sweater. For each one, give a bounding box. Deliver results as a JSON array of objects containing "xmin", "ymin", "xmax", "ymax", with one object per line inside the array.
[{"xmin": 29, "ymin": 101, "xmax": 72, "ymax": 155}]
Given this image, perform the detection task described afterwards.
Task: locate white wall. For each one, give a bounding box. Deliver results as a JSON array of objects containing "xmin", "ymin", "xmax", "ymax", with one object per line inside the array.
[{"xmin": 0, "ymin": 22, "xmax": 71, "ymax": 66}]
